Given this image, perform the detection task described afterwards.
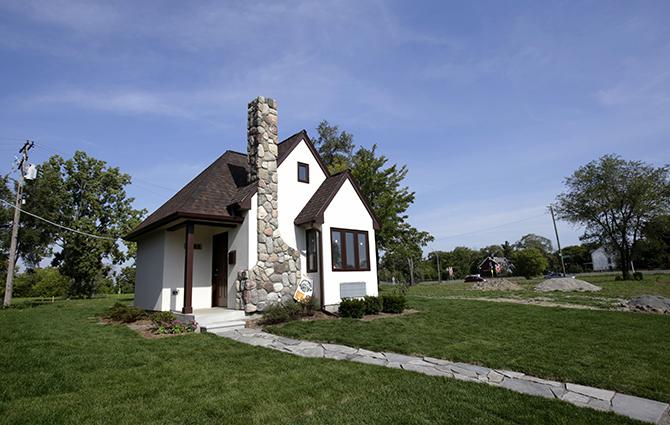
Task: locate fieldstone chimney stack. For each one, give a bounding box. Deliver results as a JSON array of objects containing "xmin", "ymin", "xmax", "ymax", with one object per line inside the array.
[
  {"xmin": 247, "ymin": 96, "xmax": 279, "ymax": 185},
  {"xmin": 236, "ymin": 96, "xmax": 301, "ymax": 314}
]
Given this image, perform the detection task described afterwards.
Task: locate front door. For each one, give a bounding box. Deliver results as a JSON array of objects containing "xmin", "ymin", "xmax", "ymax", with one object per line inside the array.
[{"xmin": 212, "ymin": 233, "xmax": 228, "ymax": 307}]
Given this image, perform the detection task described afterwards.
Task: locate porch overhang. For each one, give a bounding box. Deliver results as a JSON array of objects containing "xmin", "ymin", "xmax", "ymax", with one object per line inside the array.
[{"xmin": 124, "ymin": 212, "xmax": 243, "ymax": 241}]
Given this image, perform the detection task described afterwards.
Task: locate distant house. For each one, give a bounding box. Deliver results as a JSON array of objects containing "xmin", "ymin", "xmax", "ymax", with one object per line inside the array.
[
  {"xmin": 591, "ymin": 246, "xmax": 616, "ymax": 271},
  {"xmin": 479, "ymin": 256, "xmax": 513, "ymax": 277},
  {"xmin": 125, "ymin": 97, "xmax": 380, "ymax": 318}
]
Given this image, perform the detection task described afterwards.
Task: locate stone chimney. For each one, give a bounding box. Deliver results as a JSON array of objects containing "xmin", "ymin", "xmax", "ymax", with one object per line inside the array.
[{"xmin": 236, "ymin": 96, "xmax": 300, "ymax": 313}]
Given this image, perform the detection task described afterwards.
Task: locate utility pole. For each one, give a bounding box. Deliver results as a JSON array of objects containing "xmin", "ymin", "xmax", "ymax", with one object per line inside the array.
[
  {"xmin": 3, "ymin": 140, "xmax": 34, "ymax": 307},
  {"xmin": 549, "ymin": 205, "xmax": 567, "ymax": 276},
  {"xmin": 435, "ymin": 252, "xmax": 442, "ymax": 283}
]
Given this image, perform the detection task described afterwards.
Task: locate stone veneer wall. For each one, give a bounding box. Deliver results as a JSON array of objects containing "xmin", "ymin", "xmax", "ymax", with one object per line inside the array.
[{"xmin": 235, "ymin": 97, "xmax": 301, "ymax": 313}]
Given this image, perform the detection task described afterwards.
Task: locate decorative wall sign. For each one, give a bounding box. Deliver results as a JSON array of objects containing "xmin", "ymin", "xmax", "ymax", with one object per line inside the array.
[{"xmin": 293, "ymin": 276, "xmax": 314, "ymax": 302}]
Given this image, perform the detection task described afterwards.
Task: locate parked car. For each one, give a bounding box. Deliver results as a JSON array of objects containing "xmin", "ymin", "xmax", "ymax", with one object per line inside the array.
[{"xmin": 464, "ymin": 274, "xmax": 486, "ymax": 282}]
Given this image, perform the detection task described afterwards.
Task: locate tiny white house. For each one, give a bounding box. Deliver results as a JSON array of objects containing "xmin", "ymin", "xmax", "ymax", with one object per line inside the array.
[
  {"xmin": 591, "ymin": 246, "xmax": 616, "ymax": 272},
  {"xmin": 126, "ymin": 97, "xmax": 380, "ymax": 317}
]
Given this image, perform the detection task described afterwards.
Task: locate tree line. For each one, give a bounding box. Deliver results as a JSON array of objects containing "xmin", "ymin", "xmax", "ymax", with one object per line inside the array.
[{"xmin": 0, "ymin": 151, "xmax": 144, "ymax": 301}]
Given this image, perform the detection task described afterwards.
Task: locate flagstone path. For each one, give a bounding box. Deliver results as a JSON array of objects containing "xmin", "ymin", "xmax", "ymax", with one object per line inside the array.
[{"xmin": 212, "ymin": 328, "xmax": 669, "ymax": 424}]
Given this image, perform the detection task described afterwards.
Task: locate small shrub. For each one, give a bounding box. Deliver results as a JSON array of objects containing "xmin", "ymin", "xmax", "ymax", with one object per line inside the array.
[
  {"xmin": 260, "ymin": 299, "xmax": 317, "ymax": 325},
  {"xmin": 339, "ymin": 298, "xmax": 366, "ymax": 318},
  {"xmin": 363, "ymin": 296, "xmax": 382, "ymax": 315},
  {"xmin": 632, "ymin": 272, "xmax": 644, "ymax": 281},
  {"xmin": 381, "ymin": 294, "xmax": 407, "ymax": 314},
  {"xmin": 150, "ymin": 311, "xmax": 176, "ymax": 327},
  {"xmin": 297, "ymin": 298, "xmax": 318, "ymax": 316},
  {"xmin": 155, "ymin": 319, "xmax": 197, "ymax": 334},
  {"xmin": 614, "ymin": 275, "xmax": 624, "ymax": 281},
  {"xmin": 105, "ymin": 302, "xmax": 146, "ymax": 323},
  {"xmin": 261, "ymin": 303, "xmax": 295, "ymax": 325}
]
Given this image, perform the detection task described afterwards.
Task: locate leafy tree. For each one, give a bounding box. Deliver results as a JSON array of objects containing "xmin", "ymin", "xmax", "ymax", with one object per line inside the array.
[
  {"xmin": 555, "ymin": 155, "xmax": 670, "ymax": 279},
  {"xmin": 115, "ymin": 265, "xmax": 136, "ymax": 294},
  {"xmin": 33, "ymin": 151, "xmax": 145, "ymax": 297},
  {"xmin": 314, "ymin": 122, "xmax": 433, "ymax": 281},
  {"xmin": 514, "ymin": 233, "xmax": 553, "ymax": 253},
  {"xmin": 444, "ymin": 246, "xmax": 481, "ymax": 278},
  {"xmin": 502, "ymin": 241, "xmax": 514, "ymax": 258},
  {"xmin": 17, "ymin": 156, "xmax": 68, "ymax": 268},
  {"xmin": 350, "ymin": 145, "xmax": 432, "ymax": 254},
  {"xmin": 0, "ymin": 176, "xmax": 13, "ymax": 278},
  {"xmin": 634, "ymin": 215, "xmax": 670, "ymax": 269},
  {"xmin": 512, "ymin": 248, "xmax": 548, "ymax": 279},
  {"xmin": 314, "ymin": 120, "xmax": 354, "ymax": 174},
  {"xmin": 480, "ymin": 244, "xmax": 504, "ymax": 257},
  {"xmin": 559, "ymin": 244, "xmax": 593, "ymax": 273}
]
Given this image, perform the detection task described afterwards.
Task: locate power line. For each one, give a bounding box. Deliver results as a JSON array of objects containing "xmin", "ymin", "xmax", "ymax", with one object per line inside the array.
[
  {"xmin": 433, "ymin": 212, "xmax": 549, "ymax": 241},
  {"xmin": 0, "ymin": 198, "xmax": 119, "ymax": 241}
]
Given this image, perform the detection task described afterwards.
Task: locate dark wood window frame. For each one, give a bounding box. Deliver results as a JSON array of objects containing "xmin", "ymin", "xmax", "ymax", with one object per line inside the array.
[
  {"xmin": 306, "ymin": 229, "xmax": 319, "ymax": 272},
  {"xmin": 330, "ymin": 227, "xmax": 371, "ymax": 272},
  {"xmin": 297, "ymin": 162, "xmax": 309, "ymax": 183}
]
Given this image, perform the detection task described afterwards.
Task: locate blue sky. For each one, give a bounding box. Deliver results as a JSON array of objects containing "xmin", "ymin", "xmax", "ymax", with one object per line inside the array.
[{"xmin": 1, "ymin": 0, "xmax": 669, "ymax": 252}]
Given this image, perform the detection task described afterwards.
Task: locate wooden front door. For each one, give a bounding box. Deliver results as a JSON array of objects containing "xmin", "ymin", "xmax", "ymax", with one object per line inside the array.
[{"xmin": 211, "ymin": 233, "xmax": 228, "ymax": 307}]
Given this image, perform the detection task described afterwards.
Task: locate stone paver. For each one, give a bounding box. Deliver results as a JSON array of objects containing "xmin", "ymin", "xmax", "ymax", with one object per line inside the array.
[{"xmin": 212, "ymin": 329, "xmax": 669, "ymax": 424}]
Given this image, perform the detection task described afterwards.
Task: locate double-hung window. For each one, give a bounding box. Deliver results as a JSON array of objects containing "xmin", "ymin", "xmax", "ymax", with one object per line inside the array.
[{"xmin": 330, "ymin": 228, "xmax": 370, "ymax": 271}]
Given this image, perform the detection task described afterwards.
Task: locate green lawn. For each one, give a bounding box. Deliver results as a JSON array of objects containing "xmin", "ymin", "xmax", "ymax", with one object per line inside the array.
[
  {"xmin": 0, "ymin": 297, "xmax": 645, "ymax": 425},
  {"xmin": 268, "ymin": 296, "xmax": 670, "ymax": 403},
  {"xmin": 407, "ymin": 273, "xmax": 670, "ymax": 308}
]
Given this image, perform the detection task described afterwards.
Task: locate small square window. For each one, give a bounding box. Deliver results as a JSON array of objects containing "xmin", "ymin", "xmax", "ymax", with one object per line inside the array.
[{"xmin": 298, "ymin": 162, "xmax": 309, "ymax": 183}]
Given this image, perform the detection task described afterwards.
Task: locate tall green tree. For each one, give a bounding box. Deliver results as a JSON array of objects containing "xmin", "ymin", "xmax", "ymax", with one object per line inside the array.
[
  {"xmin": 314, "ymin": 120, "xmax": 354, "ymax": 174},
  {"xmin": 634, "ymin": 215, "xmax": 670, "ymax": 269},
  {"xmin": 556, "ymin": 155, "xmax": 670, "ymax": 279},
  {"xmin": 315, "ymin": 122, "xmax": 433, "ymax": 280},
  {"xmin": 512, "ymin": 248, "xmax": 548, "ymax": 279},
  {"xmin": 35, "ymin": 151, "xmax": 144, "ymax": 297},
  {"xmin": 514, "ymin": 233, "xmax": 553, "ymax": 253}
]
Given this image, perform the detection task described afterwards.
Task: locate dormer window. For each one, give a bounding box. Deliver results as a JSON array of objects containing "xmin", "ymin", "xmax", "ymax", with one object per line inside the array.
[{"xmin": 298, "ymin": 162, "xmax": 309, "ymax": 183}]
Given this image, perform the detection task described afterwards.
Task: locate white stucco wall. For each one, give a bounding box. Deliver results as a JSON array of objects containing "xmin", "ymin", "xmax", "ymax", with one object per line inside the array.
[
  {"xmin": 321, "ymin": 178, "xmax": 378, "ymax": 305},
  {"xmin": 277, "ymin": 138, "xmax": 327, "ymax": 263},
  {"xmin": 276, "ymin": 139, "xmax": 328, "ymax": 302},
  {"xmin": 134, "ymin": 231, "xmax": 165, "ymax": 310},
  {"xmin": 162, "ymin": 226, "xmax": 221, "ymax": 311},
  {"xmin": 134, "ymin": 215, "xmax": 253, "ymax": 312}
]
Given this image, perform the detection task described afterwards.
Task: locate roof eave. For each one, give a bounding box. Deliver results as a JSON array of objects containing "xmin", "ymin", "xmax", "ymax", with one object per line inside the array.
[{"xmin": 124, "ymin": 211, "xmax": 244, "ymax": 241}]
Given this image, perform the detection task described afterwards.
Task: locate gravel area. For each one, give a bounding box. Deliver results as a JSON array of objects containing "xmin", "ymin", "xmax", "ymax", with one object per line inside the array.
[
  {"xmin": 623, "ymin": 295, "xmax": 670, "ymax": 314},
  {"xmin": 471, "ymin": 278, "xmax": 522, "ymax": 291},
  {"xmin": 536, "ymin": 278, "xmax": 602, "ymax": 292}
]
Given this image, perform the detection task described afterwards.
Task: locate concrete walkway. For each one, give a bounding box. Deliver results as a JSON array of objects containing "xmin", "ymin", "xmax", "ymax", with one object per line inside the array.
[{"xmin": 212, "ymin": 328, "xmax": 669, "ymax": 424}]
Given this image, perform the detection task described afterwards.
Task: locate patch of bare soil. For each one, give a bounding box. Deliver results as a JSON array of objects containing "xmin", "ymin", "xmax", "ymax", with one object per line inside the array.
[
  {"xmin": 471, "ymin": 278, "xmax": 523, "ymax": 291},
  {"xmin": 99, "ymin": 318, "xmax": 189, "ymax": 339}
]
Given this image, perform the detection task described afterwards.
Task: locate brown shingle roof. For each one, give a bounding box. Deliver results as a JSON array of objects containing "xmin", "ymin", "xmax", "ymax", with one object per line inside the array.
[
  {"xmin": 294, "ymin": 171, "xmax": 380, "ymax": 230},
  {"xmin": 125, "ymin": 130, "xmax": 322, "ymax": 240}
]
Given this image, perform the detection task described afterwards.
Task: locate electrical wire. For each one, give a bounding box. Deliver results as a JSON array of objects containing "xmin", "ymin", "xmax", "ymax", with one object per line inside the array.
[
  {"xmin": 433, "ymin": 212, "xmax": 549, "ymax": 241},
  {"xmin": 0, "ymin": 198, "xmax": 120, "ymax": 241}
]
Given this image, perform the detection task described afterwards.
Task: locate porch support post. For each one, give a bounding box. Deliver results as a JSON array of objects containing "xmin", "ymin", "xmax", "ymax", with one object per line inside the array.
[{"xmin": 182, "ymin": 222, "xmax": 194, "ymax": 314}]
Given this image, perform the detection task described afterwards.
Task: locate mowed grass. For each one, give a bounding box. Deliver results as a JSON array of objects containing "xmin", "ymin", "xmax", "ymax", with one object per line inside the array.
[
  {"xmin": 408, "ymin": 273, "xmax": 670, "ymax": 308},
  {"xmin": 0, "ymin": 297, "xmax": 642, "ymax": 425},
  {"xmin": 268, "ymin": 296, "xmax": 670, "ymax": 403}
]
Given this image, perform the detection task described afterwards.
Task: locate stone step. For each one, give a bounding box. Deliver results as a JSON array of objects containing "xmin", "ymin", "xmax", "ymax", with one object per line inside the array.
[{"xmin": 200, "ymin": 320, "xmax": 246, "ymax": 332}]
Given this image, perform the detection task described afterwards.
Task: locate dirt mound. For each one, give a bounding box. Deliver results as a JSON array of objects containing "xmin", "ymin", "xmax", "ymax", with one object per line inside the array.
[
  {"xmin": 535, "ymin": 278, "xmax": 601, "ymax": 292},
  {"xmin": 472, "ymin": 278, "xmax": 523, "ymax": 291},
  {"xmin": 623, "ymin": 295, "xmax": 670, "ymax": 314}
]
